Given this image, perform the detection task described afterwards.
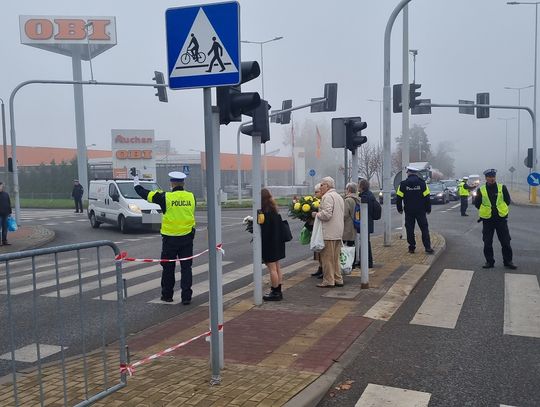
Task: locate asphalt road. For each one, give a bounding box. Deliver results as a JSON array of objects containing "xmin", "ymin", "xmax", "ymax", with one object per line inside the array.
[
  {"xmin": 318, "ymin": 203, "xmax": 540, "ymax": 407},
  {"xmin": 0, "ymin": 199, "xmax": 460, "ymax": 379}
]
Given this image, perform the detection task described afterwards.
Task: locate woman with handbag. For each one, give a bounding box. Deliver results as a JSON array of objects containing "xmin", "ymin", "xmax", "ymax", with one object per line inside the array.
[
  {"xmin": 260, "ymin": 188, "xmax": 286, "ymax": 301},
  {"xmin": 0, "ymin": 182, "xmax": 12, "ymax": 246}
]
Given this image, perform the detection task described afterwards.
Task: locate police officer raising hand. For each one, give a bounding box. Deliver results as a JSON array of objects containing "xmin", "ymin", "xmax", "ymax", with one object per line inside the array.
[
  {"xmin": 135, "ymin": 171, "xmax": 197, "ymax": 305},
  {"xmin": 395, "ymin": 166, "xmax": 434, "ymax": 254}
]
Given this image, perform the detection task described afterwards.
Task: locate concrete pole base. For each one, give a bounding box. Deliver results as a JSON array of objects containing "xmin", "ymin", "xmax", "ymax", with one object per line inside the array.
[{"xmin": 361, "ymin": 283, "xmax": 370, "ymax": 289}]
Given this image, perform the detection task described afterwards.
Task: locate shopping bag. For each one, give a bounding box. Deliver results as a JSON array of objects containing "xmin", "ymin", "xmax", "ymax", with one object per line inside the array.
[
  {"xmin": 340, "ymin": 244, "xmax": 355, "ymax": 275},
  {"xmin": 280, "ymin": 219, "xmax": 293, "ymax": 242},
  {"xmin": 299, "ymin": 227, "xmax": 311, "ymax": 245},
  {"xmin": 7, "ymin": 216, "xmax": 17, "ymax": 232},
  {"xmin": 309, "ymin": 217, "xmax": 325, "ymax": 252}
]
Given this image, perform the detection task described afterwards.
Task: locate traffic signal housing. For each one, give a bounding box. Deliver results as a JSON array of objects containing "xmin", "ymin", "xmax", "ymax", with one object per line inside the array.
[
  {"xmin": 476, "ymin": 92, "xmax": 490, "ymax": 119},
  {"xmin": 280, "ymin": 99, "xmax": 293, "ymax": 124},
  {"xmin": 240, "ymin": 100, "xmax": 271, "ymax": 143},
  {"xmin": 129, "ymin": 167, "xmax": 137, "ymax": 177},
  {"xmin": 393, "ymin": 84, "xmax": 402, "ymax": 113},
  {"xmin": 217, "ymin": 61, "xmax": 262, "ymax": 125},
  {"xmin": 345, "ymin": 118, "xmax": 368, "ymax": 152},
  {"xmin": 152, "ymin": 71, "xmax": 168, "ymax": 103},
  {"xmin": 409, "ymin": 83, "xmax": 422, "ymax": 108}
]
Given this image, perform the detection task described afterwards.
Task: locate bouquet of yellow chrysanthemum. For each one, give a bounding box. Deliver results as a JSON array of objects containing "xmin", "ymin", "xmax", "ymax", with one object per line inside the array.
[{"xmin": 288, "ymin": 195, "xmax": 321, "ymax": 222}]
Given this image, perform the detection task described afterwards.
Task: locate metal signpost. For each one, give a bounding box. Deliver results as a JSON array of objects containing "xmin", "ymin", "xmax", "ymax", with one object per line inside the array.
[{"xmin": 165, "ymin": 0, "xmax": 241, "ymax": 383}]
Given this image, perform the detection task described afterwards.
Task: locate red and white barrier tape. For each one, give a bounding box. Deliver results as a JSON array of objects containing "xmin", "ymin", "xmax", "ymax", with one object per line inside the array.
[
  {"xmin": 120, "ymin": 324, "xmax": 224, "ymax": 376},
  {"xmin": 115, "ymin": 243, "xmax": 224, "ymax": 263}
]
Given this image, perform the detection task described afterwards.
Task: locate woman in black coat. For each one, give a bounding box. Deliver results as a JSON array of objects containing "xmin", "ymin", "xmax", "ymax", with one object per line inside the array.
[{"xmin": 260, "ymin": 188, "xmax": 285, "ymax": 301}]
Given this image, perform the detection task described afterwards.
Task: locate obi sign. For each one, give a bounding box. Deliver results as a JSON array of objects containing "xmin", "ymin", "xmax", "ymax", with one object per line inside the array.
[{"xmin": 111, "ymin": 129, "xmax": 156, "ymax": 180}]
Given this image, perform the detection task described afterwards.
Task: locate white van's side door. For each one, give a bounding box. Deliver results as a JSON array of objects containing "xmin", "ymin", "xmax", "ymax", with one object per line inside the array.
[{"xmin": 107, "ymin": 183, "xmax": 122, "ymax": 223}]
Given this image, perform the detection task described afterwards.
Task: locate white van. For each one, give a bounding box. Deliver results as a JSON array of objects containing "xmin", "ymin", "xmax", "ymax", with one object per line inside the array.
[{"xmin": 88, "ymin": 180, "xmax": 163, "ymax": 233}]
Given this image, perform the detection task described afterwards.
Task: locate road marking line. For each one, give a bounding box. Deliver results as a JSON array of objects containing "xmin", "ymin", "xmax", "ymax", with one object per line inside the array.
[
  {"xmin": 0, "ymin": 258, "xmax": 83, "ymax": 288},
  {"xmin": 410, "ymin": 269, "xmax": 473, "ymax": 329},
  {"xmin": 0, "ymin": 344, "xmax": 67, "ymax": 363},
  {"xmin": 355, "ymin": 384, "xmax": 431, "ymax": 407},
  {"xmin": 450, "ymin": 203, "xmax": 460, "ymax": 209},
  {"xmin": 504, "ymin": 273, "xmax": 540, "ymax": 338},
  {"xmin": 363, "ymin": 264, "xmax": 429, "ymax": 321}
]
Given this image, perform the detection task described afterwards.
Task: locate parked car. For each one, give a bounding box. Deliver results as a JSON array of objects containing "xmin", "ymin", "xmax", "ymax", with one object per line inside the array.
[
  {"xmin": 441, "ymin": 179, "xmax": 459, "ymax": 201},
  {"xmin": 428, "ymin": 182, "xmax": 450, "ymax": 204},
  {"xmin": 378, "ymin": 190, "xmax": 396, "ymax": 204}
]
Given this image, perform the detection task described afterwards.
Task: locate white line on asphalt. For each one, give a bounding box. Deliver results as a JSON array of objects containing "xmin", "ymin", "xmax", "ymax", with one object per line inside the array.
[
  {"xmin": 97, "ymin": 261, "xmax": 233, "ymax": 301},
  {"xmin": 354, "ymin": 384, "xmax": 431, "ymax": 407},
  {"xmin": 363, "ymin": 264, "xmax": 429, "ymax": 321},
  {"xmin": 410, "ymin": 269, "xmax": 473, "ymax": 329},
  {"xmin": 504, "ymin": 273, "xmax": 540, "ymax": 338},
  {"xmin": 451, "ymin": 203, "xmax": 460, "ymax": 209},
  {"xmin": 0, "ymin": 257, "xmax": 83, "ymax": 287},
  {"xmin": 0, "ymin": 344, "xmax": 67, "ymax": 363}
]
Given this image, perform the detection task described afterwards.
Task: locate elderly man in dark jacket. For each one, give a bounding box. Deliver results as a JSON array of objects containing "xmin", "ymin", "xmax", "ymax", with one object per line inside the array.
[
  {"xmin": 72, "ymin": 179, "xmax": 84, "ymax": 213},
  {"xmin": 0, "ymin": 182, "xmax": 12, "ymax": 245}
]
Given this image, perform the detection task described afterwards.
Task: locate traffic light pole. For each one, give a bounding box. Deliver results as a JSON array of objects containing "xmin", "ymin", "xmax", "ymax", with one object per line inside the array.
[
  {"xmin": 351, "ymin": 147, "xmax": 360, "ymax": 261},
  {"xmin": 401, "ymin": 5, "xmax": 410, "ymax": 240},
  {"xmin": 8, "ymin": 79, "xmax": 168, "ymax": 225},
  {"xmin": 203, "ymin": 88, "xmax": 224, "ymax": 383},
  {"xmin": 428, "ymin": 102, "xmax": 537, "ymax": 203}
]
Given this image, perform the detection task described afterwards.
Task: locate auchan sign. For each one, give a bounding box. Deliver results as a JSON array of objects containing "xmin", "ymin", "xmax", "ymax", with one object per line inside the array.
[{"xmin": 19, "ymin": 16, "xmax": 117, "ymax": 60}]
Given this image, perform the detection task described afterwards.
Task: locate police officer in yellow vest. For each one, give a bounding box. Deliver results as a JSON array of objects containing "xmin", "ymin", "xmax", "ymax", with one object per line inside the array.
[
  {"xmin": 134, "ymin": 171, "xmax": 196, "ymax": 304},
  {"xmin": 458, "ymin": 176, "xmax": 473, "ymax": 216},
  {"xmin": 473, "ymin": 169, "xmax": 516, "ymax": 270}
]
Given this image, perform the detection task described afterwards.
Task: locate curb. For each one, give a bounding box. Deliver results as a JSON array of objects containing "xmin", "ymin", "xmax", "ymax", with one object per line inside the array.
[{"xmin": 285, "ymin": 234, "xmax": 447, "ymax": 407}]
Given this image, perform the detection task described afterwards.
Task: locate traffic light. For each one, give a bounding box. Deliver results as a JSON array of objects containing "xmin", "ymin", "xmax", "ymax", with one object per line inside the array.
[
  {"xmin": 345, "ymin": 118, "xmax": 368, "ymax": 152},
  {"xmin": 217, "ymin": 61, "xmax": 262, "ymax": 125},
  {"xmin": 152, "ymin": 71, "xmax": 168, "ymax": 103},
  {"xmin": 323, "ymin": 83, "xmax": 338, "ymax": 111},
  {"xmin": 476, "ymin": 92, "xmax": 490, "ymax": 118},
  {"xmin": 409, "ymin": 83, "xmax": 422, "ymax": 108},
  {"xmin": 241, "ymin": 100, "xmax": 270, "ymax": 143},
  {"xmin": 7, "ymin": 157, "xmax": 13, "ymax": 172},
  {"xmin": 526, "ymin": 147, "xmax": 534, "ymax": 169},
  {"xmin": 129, "ymin": 167, "xmax": 137, "ymax": 177},
  {"xmin": 281, "ymin": 99, "xmax": 292, "ymax": 124},
  {"xmin": 393, "ymin": 84, "xmax": 402, "ymax": 113}
]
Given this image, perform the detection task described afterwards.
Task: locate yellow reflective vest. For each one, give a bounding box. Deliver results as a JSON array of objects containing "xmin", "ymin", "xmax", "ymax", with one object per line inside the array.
[
  {"xmin": 478, "ymin": 183, "xmax": 509, "ymax": 219},
  {"xmin": 458, "ymin": 182, "xmax": 469, "ymax": 197},
  {"xmin": 148, "ymin": 189, "xmax": 196, "ymax": 236}
]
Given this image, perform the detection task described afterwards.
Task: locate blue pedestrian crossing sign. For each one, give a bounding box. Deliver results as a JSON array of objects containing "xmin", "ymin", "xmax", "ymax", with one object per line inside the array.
[
  {"xmin": 183, "ymin": 165, "xmax": 190, "ymax": 175},
  {"xmin": 309, "ymin": 169, "xmax": 316, "ymax": 177},
  {"xmin": 165, "ymin": 1, "xmax": 240, "ymax": 90},
  {"xmin": 527, "ymin": 172, "xmax": 540, "ymax": 186}
]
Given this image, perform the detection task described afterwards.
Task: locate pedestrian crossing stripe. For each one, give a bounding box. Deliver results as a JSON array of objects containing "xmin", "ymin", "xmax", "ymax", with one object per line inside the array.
[
  {"xmin": 504, "ymin": 273, "xmax": 540, "ymax": 338},
  {"xmin": 165, "ymin": 2, "xmax": 240, "ymax": 89}
]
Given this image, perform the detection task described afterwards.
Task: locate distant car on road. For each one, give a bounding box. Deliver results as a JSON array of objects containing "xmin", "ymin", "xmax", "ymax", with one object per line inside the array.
[
  {"xmin": 428, "ymin": 182, "xmax": 450, "ymax": 204},
  {"xmin": 441, "ymin": 179, "xmax": 459, "ymax": 201}
]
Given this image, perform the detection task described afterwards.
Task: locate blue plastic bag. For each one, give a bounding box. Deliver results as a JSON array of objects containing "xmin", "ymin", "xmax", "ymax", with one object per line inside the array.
[{"xmin": 7, "ymin": 216, "xmax": 17, "ymax": 232}]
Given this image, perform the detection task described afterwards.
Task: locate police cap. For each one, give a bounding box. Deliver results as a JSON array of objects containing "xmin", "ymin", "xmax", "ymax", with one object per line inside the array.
[
  {"xmin": 406, "ymin": 166, "xmax": 420, "ymax": 173},
  {"xmin": 483, "ymin": 169, "xmax": 497, "ymax": 177},
  {"xmin": 168, "ymin": 171, "xmax": 187, "ymax": 182}
]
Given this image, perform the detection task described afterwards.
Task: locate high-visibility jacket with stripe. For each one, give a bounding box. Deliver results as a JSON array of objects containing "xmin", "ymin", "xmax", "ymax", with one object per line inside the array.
[
  {"xmin": 478, "ymin": 183, "xmax": 509, "ymax": 219},
  {"xmin": 458, "ymin": 182, "xmax": 470, "ymax": 197},
  {"xmin": 147, "ymin": 189, "xmax": 196, "ymax": 236}
]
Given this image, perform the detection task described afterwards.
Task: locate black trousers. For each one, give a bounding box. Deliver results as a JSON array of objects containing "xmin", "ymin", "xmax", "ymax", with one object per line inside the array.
[
  {"xmin": 160, "ymin": 232, "xmax": 195, "ymax": 301},
  {"xmin": 405, "ymin": 211, "xmax": 431, "ymax": 250},
  {"xmin": 460, "ymin": 196, "xmax": 468, "ymax": 215},
  {"xmin": 0, "ymin": 215, "xmax": 8, "ymax": 243},
  {"xmin": 482, "ymin": 218, "xmax": 512, "ymax": 265},
  {"xmin": 74, "ymin": 198, "xmax": 83, "ymax": 212},
  {"xmin": 345, "ymin": 235, "xmax": 373, "ymax": 267}
]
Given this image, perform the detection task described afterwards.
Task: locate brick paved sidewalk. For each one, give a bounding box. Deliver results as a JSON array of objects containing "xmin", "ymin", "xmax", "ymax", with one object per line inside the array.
[
  {"xmin": 0, "ymin": 232, "xmax": 444, "ymax": 407},
  {"xmin": 0, "ymin": 225, "xmax": 55, "ymax": 255}
]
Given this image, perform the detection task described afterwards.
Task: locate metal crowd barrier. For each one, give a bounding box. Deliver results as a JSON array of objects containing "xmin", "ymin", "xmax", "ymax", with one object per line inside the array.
[{"xmin": 0, "ymin": 241, "xmax": 127, "ymax": 406}]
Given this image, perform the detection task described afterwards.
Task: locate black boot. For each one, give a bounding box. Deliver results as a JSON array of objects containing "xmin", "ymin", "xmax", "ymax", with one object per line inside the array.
[
  {"xmin": 263, "ymin": 285, "xmax": 283, "ymax": 301},
  {"xmin": 311, "ymin": 266, "xmax": 323, "ymax": 277}
]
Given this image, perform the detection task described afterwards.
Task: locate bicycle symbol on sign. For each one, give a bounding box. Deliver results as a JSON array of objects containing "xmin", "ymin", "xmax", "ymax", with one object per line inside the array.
[{"xmin": 181, "ymin": 33, "xmax": 207, "ymax": 65}]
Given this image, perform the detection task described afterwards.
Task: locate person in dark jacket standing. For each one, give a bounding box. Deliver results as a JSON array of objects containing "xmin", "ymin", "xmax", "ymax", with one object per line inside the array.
[
  {"xmin": 473, "ymin": 168, "xmax": 516, "ymax": 269},
  {"xmin": 260, "ymin": 188, "xmax": 286, "ymax": 301},
  {"xmin": 396, "ymin": 166, "xmax": 434, "ymax": 254},
  {"xmin": 72, "ymin": 180, "xmax": 84, "ymax": 213},
  {"xmin": 0, "ymin": 182, "xmax": 12, "ymax": 245},
  {"xmin": 135, "ymin": 171, "xmax": 196, "ymax": 305},
  {"xmin": 358, "ymin": 178, "xmax": 378, "ymax": 267}
]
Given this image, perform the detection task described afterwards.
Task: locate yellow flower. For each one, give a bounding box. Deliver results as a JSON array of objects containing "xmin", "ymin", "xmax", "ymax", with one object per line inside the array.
[
  {"xmin": 313, "ymin": 201, "xmax": 320, "ymax": 209},
  {"xmin": 302, "ymin": 203, "xmax": 311, "ymax": 212},
  {"xmin": 293, "ymin": 202, "xmax": 301, "ymax": 211},
  {"xmin": 304, "ymin": 196, "xmax": 313, "ymax": 201}
]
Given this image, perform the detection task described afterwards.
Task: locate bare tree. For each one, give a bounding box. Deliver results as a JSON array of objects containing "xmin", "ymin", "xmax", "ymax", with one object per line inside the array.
[{"xmin": 357, "ymin": 143, "xmax": 382, "ymax": 186}]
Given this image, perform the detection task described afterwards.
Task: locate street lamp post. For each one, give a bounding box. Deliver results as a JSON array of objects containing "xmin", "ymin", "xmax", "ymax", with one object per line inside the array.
[
  {"xmin": 241, "ymin": 36, "xmax": 283, "ymax": 187},
  {"xmin": 504, "ymin": 85, "xmax": 533, "ymax": 170},
  {"xmin": 508, "ymin": 1, "xmax": 539, "ymax": 182},
  {"xmin": 0, "ymin": 98, "xmax": 8, "ymax": 189},
  {"xmin": 409, "ymin": 49, "xmax": 418, "ymax": 83},
  {"xmin": 498, "ymin": 117, "xmax": 516, "ymax": 182}
]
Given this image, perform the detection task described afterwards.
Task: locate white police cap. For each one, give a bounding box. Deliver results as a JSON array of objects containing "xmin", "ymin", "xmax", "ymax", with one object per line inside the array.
[
  {"xmin": 406, "ymin": 166, "xmax": 420, "ymax": 173},
  {"xmin": 462, "ymin": 176, "xmax": 469, "ymax": 180},
  {"xmin": 168, "ymin": 171, "xmax": 187, "ymax": 181}
]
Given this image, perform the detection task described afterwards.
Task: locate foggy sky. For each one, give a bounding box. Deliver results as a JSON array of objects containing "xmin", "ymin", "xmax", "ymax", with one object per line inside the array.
[{"xmin": 0, "ymin": 0, "xmax": 537, "ymax": 179}]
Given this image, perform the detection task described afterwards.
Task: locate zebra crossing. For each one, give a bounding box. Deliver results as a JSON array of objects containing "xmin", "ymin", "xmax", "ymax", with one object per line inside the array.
[
  {"xmin": 353, "ymin": 384, "xmax": 517, "ymax": 407},
  {"xmin": 365, "ymin": 267, "xmax": 540, "ymax": 339}
]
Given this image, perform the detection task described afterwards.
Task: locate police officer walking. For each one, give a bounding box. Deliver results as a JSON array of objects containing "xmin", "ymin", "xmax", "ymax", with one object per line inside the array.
[
  {"xmin": 396, "ymin": 166, "xmax": 434, "ymax": 254},
  {"xmin": 473, "ymin": 169, "xmax": 516, "ymax": 269},
  {"xmin": 458, "ymin": 176, "xmax": 473, "ymax": 216},
  {"xmin": 134, "ymin": 171, "xmax": 197, "ymax": 304}
]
